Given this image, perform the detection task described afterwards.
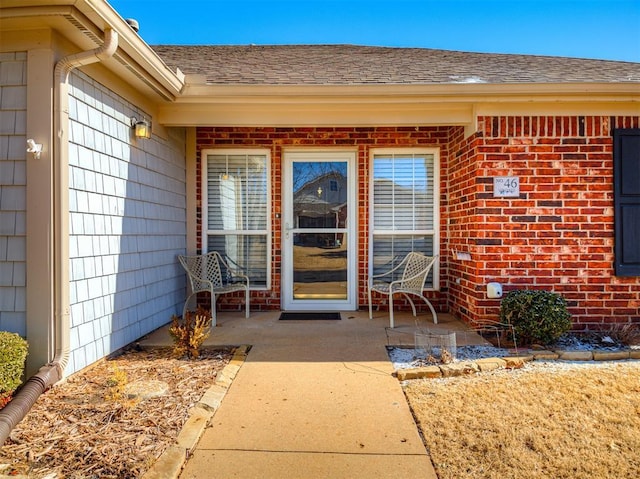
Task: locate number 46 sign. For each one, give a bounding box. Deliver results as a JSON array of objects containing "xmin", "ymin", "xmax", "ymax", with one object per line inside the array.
[{"xmin": 493, "ymin": 176, "xmax": 520, "ymax": 198}]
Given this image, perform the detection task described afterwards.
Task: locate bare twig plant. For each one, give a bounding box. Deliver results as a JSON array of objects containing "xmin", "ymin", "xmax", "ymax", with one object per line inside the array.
[
  {"xmin": 169, "ymin": 308, "xmax": 212, "ymax": 358},
  {"xmin": 605, "ymin": 322, "xmax": 640, "ymax": 346},
  {"xmin": 440, "ymin": 348, "xmax": 454, "ymax": 364},
  {"xmin": 104, "ymin": 366, "xmax": 128, "ymax": 402}
]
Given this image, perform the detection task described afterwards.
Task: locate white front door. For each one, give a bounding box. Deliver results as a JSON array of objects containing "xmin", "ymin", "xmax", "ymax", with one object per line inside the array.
[{"xmin": 282, "ymin": 151, "xmax": 357, "ymax": 311}]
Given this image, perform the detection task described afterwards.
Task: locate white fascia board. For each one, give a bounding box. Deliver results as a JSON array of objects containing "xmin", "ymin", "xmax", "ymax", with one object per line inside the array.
[
  {"xmin": 1, "ymin": 1, "xmax": 184, "ymax": 100},
  {"xmin": 178, "ymin": 82, "xmax": 640, "ymax": 104},
  {"xmin": 160, "ymin": 82, "xmax": 639, "ymax": 127},
  {"xmin": 74, "ymin": 0, "xmax": 184, "ymax": 96},
  {"xmin": 158, "ymin": 101, "xmax": 475, "ymax": 127}
]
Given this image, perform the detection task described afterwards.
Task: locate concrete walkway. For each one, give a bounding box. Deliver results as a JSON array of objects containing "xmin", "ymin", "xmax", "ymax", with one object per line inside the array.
[{"xmin": 140, "ymin": 311, "xmax": 472, "ymax": 478}]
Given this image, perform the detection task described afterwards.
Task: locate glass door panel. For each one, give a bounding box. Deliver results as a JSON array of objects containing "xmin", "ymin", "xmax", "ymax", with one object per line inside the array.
[
  {"xmin": 293, "ymin": 233, "xmax": 348, "ymax": 300},
  {"xmin": 282, "ymin": 153, "xmax": 356, "ymax": 310}
]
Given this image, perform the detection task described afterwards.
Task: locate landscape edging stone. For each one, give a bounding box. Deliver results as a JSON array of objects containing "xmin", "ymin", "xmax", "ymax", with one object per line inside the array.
[
  {"xmin": 141, "ymin": 345, "xmax": 251, "ymax": 479},
  {"xmin": 396, "ymin": 347, "xmax": 639, "ymax": 381}
]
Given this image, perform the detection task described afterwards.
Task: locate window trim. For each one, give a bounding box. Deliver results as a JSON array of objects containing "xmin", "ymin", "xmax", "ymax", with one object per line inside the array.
[
  {"xmin": 369, "ymin": 147, "xmax": 440, "ymax": 290},
  {"xmin": 201, "ymin": 148, "xmax": 272, "ymax": 290}
]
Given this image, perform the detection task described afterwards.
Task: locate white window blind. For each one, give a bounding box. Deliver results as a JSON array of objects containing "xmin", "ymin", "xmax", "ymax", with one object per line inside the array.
[
  {"xmin": 205, "ymin": 153, "xmax": 269, "ymax": 287},
  {"xmin": 371, "ymin": 152, "xmax": 438, "ymax": 288}
]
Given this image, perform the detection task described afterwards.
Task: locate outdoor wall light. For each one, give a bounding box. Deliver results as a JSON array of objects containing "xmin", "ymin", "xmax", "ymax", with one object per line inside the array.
[
  {"xmin": 130, "ymin": 117, "xmax": 151, "ymax": 139},
  {"xmin": 26, "ymin": 139, "xmax": 43, "ymax": 159}
]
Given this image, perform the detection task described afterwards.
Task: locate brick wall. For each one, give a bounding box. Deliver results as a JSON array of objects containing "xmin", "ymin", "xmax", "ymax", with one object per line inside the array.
[
  {"xmin": 449, "ymin": 115, "xmax": 640, "ymax": 330},
  {"xmin": 446, "ymin": 126, "xmax": 480, "ymax": 324},
  {"xmin": 197, "ymin": 119, "xmax": 640, "ymax": 329},
  {"xmin": 196, "ymin": 126, "xmax": 456, "ymax": 312},
  {"xmin": 0, "ymin": 52, "xmax": 27, "ymax": 335}
]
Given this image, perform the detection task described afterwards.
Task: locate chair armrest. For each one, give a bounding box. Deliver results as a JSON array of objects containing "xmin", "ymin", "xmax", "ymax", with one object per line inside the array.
[
  {"xmin": 371, "ymin": 270, "xmax": 393, "ymax": 281},
  {"xmin": 217, "ymin": 255, "xmax": 250, "ymax": 286},
  {"xmin": 228, "ymin": 271, "xmax": 250, "ymax": 284},
  {"xmin": 371, "ymin": 256, "xmax": 409, "ymax": 280}
]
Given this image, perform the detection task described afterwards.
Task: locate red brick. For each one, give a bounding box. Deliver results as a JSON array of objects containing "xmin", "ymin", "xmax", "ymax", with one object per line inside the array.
[{"xmin": 195, "ymin": 118, "xmax": 639, "ymax": 324}]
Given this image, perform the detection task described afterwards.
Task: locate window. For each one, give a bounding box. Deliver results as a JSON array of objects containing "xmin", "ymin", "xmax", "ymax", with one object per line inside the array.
[
  {"xmin": 613, "ymin": 129, "xmax": 640, "ymax": 277},
  {"xmin": 203, "ymin": 150, "xmax": 270, "ymax": 287},
  {"xmin": 370, "ymin": 149, "xmax": 439, "ymax": 288}
]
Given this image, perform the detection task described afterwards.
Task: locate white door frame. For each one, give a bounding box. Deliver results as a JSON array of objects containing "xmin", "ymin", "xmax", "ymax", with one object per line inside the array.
[{"xmin": 282, "ymin": 150, "xmax": 357, "ymax": 311}]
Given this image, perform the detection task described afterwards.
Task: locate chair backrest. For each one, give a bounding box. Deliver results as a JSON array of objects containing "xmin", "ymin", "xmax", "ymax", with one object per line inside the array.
[
  {"xmin": 179, "ymin": 252, "xmax": 223, "ymax": 291},
  {"xmin": 400, "ymin": 252, "xmax": 437, "ymax": 292}
]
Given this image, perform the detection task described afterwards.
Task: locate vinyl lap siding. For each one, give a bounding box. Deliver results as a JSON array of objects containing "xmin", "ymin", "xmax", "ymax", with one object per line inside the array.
[
  {"xmin": 67, "ymin": 71, "xmax": 186, "ymax": 373},
  {"xmin": 0, "ymin": 52, "xmax": 27, "ymax": 335}
]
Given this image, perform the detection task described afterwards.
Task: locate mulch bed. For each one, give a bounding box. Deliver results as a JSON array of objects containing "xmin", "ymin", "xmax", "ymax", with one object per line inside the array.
[{"xmin": 0, "ymin": 346, "xmax": 234, "ymax": 479}]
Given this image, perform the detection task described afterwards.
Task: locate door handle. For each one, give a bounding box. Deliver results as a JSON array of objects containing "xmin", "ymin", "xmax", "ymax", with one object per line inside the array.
[{"xmin": 284, "ymin": 222, "xmax": 292, "ymax": 239}]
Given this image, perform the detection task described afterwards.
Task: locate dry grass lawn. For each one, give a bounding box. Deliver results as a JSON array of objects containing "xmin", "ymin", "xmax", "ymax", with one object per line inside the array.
[{"xmin": 404, "ymin": 362, "xmax": 640, "ymax": 479}]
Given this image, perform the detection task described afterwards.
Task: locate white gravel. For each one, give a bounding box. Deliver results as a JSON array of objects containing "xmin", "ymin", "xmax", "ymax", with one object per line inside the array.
[
  {"xmin": 388, "ymin": 344, "xmax": 511, "ymax": 370},
  {"xmin": 387, "ymin": 337, "xmax": 639, "ymax": 373}
]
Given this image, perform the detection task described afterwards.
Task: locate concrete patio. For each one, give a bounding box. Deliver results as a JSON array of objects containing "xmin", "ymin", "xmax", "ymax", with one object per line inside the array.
[{"xmin": 139, "ymin": 310, "xmax": 485, "ymax": 478}]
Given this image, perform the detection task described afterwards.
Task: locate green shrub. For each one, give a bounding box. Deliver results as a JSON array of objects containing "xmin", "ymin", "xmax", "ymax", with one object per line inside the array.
[
  {"xmin": 0, "ymin": 331, "xmax": 29, "ymax": 406},
  {"xmin": 500, "ymin": 290, "xmax": 572, "ymax": 345}
]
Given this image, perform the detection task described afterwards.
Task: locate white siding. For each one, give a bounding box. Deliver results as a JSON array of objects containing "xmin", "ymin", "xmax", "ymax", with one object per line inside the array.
[
  {"xmin": 0, "ymin": 52, "xmax": 27, "ymax": 335},
  {"xmin": 67, "ymin": 71, "xmax": 186, "ymax": 373}
]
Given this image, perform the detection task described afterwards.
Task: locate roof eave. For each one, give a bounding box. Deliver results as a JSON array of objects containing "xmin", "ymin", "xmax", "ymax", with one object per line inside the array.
[
  {"xmin": 80, "ymin": 0, "xmax": 185, "ymax": 99},
  {"xmin": 159, "ymin": 81, "xmax": 639, "ymax": 130},
  {"xmin": 177, "ymin": 81, "xmax": 640, "ymax": 104},
  {"xmin": 0, "ymin": 1, "xmax": 184, "ymax": 101}
]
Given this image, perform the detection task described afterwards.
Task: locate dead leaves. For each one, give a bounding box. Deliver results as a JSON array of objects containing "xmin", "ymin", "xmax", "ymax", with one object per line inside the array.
[{"xmin": 0, "ymin": 347, "xmax": 232, "ymax": 478}]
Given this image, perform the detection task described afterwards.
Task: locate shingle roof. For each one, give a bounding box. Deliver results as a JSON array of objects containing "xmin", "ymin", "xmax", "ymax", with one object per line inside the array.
[{"xmin": 151, "ymin": 45, "xmax": 640, "ymax": 85}]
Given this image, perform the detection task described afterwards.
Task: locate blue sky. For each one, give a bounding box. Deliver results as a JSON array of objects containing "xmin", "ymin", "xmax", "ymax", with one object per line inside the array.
[{"xmin": 108, "ymin": 0, "xmax": 640, "ymax": 62}]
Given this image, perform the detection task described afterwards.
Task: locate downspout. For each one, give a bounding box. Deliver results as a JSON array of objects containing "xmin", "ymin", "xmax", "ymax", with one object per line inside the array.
[{"xmin": 0, "ymin": 28, "xmax": 118, "ymax": 445}]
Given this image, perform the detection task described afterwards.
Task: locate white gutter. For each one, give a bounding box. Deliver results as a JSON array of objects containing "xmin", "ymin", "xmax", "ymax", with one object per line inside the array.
[
  {"xmin": 178, "ymin": 82, "xmax": 640, "ymax": 102},
  {"xmin": 0, "ymin": 27, "xmax": 118, "ymax": 445}
]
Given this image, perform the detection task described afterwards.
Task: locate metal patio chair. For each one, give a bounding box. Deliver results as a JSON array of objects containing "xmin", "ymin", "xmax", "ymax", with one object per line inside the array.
[
  {"xmin": 368, "ymin": 252, "xmax": 438, "ymax": 329},
  {"xmin": 178, "ymin": 251, "xmax": 250, "ymax": 327}
]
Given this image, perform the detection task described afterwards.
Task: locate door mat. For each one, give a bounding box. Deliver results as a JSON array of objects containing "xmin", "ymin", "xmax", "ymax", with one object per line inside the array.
[{"xmin": 279, "ymin": 312, "xmax": 341, "ymax": 321}]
